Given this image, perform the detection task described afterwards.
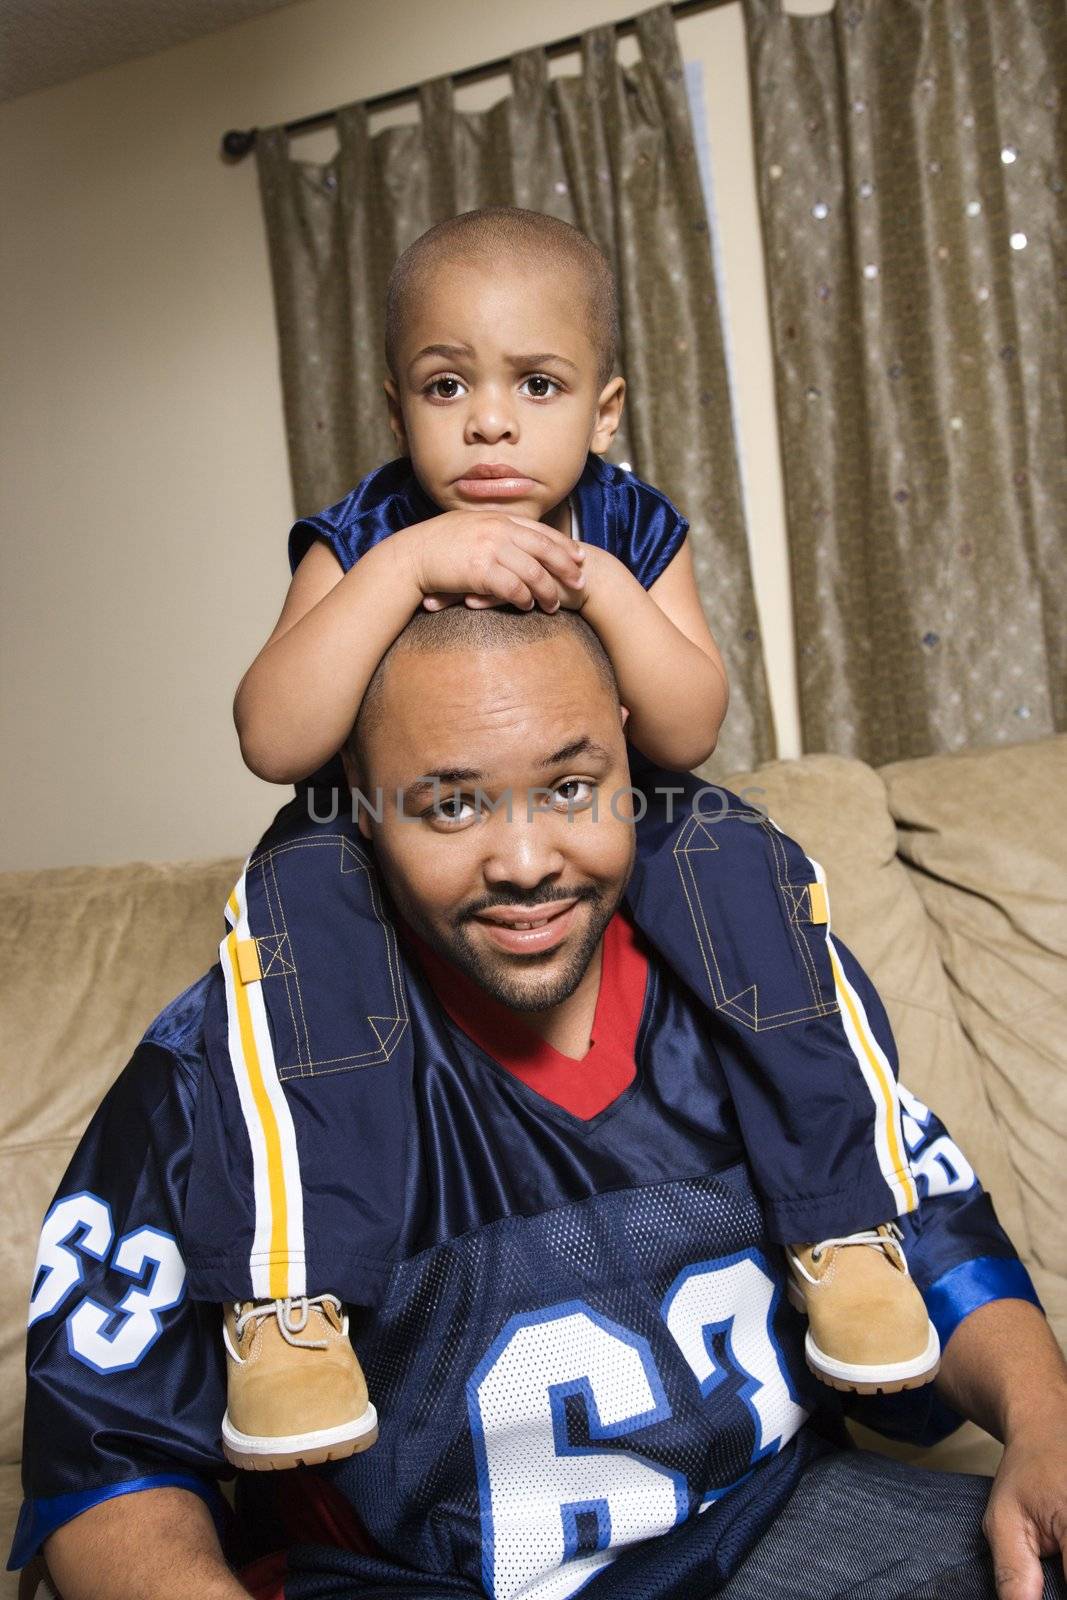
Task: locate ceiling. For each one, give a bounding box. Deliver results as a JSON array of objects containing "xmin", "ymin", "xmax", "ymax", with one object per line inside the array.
[{"xmin": 0, "ymin": 0, "xmax": 309, "ymax": 103}]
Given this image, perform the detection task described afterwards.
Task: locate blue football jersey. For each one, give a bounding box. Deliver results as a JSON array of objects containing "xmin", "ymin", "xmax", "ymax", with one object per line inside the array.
[{"xmin": 11, "ymin": 917, "xmax": 1037, "ymax": 1596}]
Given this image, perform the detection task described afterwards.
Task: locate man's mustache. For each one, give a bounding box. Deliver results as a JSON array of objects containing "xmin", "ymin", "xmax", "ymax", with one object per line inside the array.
[{"xmin": 455, "ymin": 885, "xmax": 600, "ymax": 925}]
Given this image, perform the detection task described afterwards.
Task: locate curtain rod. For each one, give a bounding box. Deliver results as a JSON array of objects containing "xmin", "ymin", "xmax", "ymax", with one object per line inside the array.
[{"xmin": 221, "ymin": 0, "xmax": 732, "ymax": 160}]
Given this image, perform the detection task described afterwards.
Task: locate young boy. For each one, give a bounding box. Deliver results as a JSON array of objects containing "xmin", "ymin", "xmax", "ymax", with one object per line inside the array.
[{"xmin": 203, "ymin": 208, "xmax": 937, "ymax": 1471}]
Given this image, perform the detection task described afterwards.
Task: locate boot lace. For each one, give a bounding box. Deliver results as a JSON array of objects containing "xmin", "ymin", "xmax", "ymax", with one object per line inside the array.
[
  {"xmin": 228, "ymin": 1293, "xmax": 347, "ymax": 1358},
  {"xmin": 792, "ymin": 1223, "xmax": 907, "ymax": 1283}
]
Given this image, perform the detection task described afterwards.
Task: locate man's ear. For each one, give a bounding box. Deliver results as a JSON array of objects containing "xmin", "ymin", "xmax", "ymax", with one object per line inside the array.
[
  {"xmin": 341, "ymin": 747, "xmax": 374, "ymax": 842},
  {"xmin": 589, "ymin": 376, "xmax": 626, "ymax": 456},
  {"xmin": 619, "ymin": 703, "xmax": 630, "ymax": 733},
  {"xmin": 384, "ymin": 378, "xmax": 409, "ymax": 456}
]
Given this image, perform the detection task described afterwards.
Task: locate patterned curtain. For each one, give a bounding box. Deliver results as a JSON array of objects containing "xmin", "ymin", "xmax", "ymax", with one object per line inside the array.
[
  {"xmin": 254, "ymin": 2, "xmax": 773, "ymax": 775},
  {"xmin": 745, "ymin": 0, "xmax": 1066, "ymax": 764}
]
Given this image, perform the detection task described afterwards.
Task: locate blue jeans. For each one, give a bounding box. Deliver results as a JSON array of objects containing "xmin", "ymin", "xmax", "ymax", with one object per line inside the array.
[{"xmin": 717, "ymin": 1449, "xmax": 1067, "ymax": 1599}]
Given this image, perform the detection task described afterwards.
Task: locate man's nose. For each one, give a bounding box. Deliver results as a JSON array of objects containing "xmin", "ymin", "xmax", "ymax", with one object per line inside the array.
[
  {"xmin": 464, "ymin": 385, "xmax": 518, "ymax": 445},
  {"xmin": 481, "ymin": 809, "xmax": 565, "ymax": 891}
]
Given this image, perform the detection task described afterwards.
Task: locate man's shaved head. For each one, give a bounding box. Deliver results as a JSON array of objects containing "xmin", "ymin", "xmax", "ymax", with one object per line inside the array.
[
  {"xmin": 348, "ymin": 605, "xmax": 618, "ymax": 778},
  {"xmin": 385, "ymin": 208, "xmax": 619, "ymax": 391}
]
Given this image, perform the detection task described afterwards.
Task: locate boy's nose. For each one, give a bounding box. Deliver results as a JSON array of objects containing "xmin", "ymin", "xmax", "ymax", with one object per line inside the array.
[{"xmin": 464, "ymin": 392, "xmax": 517, "ymax": 445}]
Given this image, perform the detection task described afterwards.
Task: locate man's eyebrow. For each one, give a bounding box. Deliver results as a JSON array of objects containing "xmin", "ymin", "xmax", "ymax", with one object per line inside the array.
[
  {"xmin": 402, "ymin": 767, "xmax": 483, "ymax": 803},
  {"xmin": 401, "ymin": 742, "xmax": 609, "ymax": 799},
  {"xmin": 408, "ymin": 342, "xmax": 475, "ymax": 372},
  {"xmin": 537, "ymin": 737, "xmax": 612, "ymax": 769}
]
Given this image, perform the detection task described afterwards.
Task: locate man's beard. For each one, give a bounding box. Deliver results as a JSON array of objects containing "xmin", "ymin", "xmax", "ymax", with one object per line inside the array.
[{"xmin": 409, "ymin": 884, "xmax": 621, "ymax": 1013}]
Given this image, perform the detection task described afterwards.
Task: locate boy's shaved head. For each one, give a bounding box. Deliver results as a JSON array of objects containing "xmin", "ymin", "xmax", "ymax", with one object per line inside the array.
[{"xmin": 385, "ymin": 207, "xmax": 619, "ymax": 391}]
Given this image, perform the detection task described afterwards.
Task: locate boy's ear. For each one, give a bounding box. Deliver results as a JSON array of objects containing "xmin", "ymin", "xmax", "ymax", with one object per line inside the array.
[
  {"xmin": 384, "ymin": 378, "xmax": 409, "ymax": 455},
  {"xmin": 589, "ymin": 376, "xmax": 626, "ymax": 456}
]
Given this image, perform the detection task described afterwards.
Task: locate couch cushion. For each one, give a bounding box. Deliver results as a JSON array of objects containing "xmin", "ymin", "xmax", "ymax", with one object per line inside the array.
[
  {"xmin": 0, "ymin": 1460, "xmax": 23, "ymax": 1599},
  {"xmin": 0, "ymin": 857, "xmax": 240, "ymax": 1466},
  {"xmin": 882, "ymin": 737, "xmax": 1067, "ymax": 1305},
  {"xmin": 726, "ymin": 755, "xmax": 1030, "ymax": 1257}
]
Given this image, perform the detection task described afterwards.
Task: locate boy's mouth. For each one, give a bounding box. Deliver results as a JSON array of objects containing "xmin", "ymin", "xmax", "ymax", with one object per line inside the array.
[
  {"xmin": 458, "ymin": 462, "xmax": 530, "ymax": 480},
  {"xmin": 454, "ymin": 466, "xmax": 536, "ymax": 500}
]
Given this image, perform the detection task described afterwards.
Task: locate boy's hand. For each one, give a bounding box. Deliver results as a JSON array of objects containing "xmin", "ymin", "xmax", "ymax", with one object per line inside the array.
[{"xmin": 397, "ymin": 510, "xmax": 585, "ymax": 614}]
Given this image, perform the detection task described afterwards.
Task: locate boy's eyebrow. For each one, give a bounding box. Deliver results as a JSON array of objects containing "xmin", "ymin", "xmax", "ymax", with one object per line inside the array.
[
  {"xmin": 407, "ymin": 344, "xmax": 581, "ymax": 375},
  {"xmin": 409, "ymin": 342, "xmax": 475, "ymax": 371},
  {"xmin": 508, "ymin": 352, "xmax": 581, "ymax": 375}
]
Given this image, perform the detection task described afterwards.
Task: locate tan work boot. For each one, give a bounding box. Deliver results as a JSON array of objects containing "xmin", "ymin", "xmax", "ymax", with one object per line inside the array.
[
  {"xmin": 221, "ymin": 1294, "xmax": 378, "ymax": 1470},
  {"xmin": 785, "ymin": 1224, "xmax": 940, "ymax": 1394}
]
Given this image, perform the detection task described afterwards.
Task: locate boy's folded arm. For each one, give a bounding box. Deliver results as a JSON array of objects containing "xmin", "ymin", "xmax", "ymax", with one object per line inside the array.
[
  {"xmin": 579, "ymin": 540, "xmax": 729, "ymax": 771},
  {"xmin": 234, "ymin": 536, "xmax": 424, "ymax": 784},
  {"xmin": 234, "ymin": 511, "xmax": 587, "ymax": 785}
]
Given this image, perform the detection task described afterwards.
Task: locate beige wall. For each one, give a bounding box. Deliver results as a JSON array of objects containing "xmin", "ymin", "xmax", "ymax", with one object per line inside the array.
[{"xmin": 0, "ymin": 0, "xmax": 805, "ymax": 872}]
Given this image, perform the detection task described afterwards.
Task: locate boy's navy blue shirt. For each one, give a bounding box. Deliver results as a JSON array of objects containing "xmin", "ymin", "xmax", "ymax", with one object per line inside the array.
[{"xmin": 287, "ymin": 452, "xmax": 690, "ymax": 589}]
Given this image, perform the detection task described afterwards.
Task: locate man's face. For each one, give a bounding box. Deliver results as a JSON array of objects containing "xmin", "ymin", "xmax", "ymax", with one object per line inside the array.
[
  {"xmin": 384, "ymin": 258, "xmax": 624, "ymax": 532},
  {"xmin": 354, "ymin": 633, "xmax": 635, "ymax": 1013}
]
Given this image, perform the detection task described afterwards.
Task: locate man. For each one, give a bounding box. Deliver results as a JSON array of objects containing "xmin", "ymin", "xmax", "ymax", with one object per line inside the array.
[{"xmin": 12, "ymin": 608, "xmax": 1067, "ymax": 1600}]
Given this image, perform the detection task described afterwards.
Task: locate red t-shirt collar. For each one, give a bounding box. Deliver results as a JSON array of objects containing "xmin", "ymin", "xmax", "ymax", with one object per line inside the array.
[{"xmin": 402, "ymin": 910, "xmax": 650, "ymax": 1120}]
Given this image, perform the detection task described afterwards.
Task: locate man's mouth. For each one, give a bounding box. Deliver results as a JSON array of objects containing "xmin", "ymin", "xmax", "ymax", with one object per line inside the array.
[{"xmin": 471, "ymin": 897, "xmax": 582, "ymax": 956}]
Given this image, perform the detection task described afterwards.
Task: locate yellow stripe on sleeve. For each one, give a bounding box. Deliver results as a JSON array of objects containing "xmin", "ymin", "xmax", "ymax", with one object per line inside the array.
[
  {"xmin": 223, "ymin": 925, "xmax": 291, "ymax": 1299},
  {"xmin": 827, "ymin": 943, "xmax": 918, "ymax": 1211}
]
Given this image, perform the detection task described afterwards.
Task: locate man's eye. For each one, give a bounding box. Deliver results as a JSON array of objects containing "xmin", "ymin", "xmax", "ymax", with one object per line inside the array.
[
  {"xmin": 425, "ymin": 376, "xmax": 465, "ymax": 400},
  {"xmin": 429, "ymin": 794, "xmax": 476, "ymax": 826},
  {"xmin": 521, "ymin": 374, "xmax": 561, "ymax": 399},
  {"xmin": 553, "ymin": 779, "xmax": 594, "ymax": 809}
]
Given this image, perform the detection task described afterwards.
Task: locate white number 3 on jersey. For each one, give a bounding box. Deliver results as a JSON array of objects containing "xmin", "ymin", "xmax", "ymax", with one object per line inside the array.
[{"xmin": 28, "ymin": 1191, "xmax": 186, "ymax": 1373}]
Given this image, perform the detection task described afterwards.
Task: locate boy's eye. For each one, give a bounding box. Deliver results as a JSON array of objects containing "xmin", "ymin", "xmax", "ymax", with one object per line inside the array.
[
  {"xmin": 521, "ymin": 374, "xmax": 561, "ymax": 399},
  {"xmin": 425, "ymin": 376, "xmax": 466, "ymax": 400}
]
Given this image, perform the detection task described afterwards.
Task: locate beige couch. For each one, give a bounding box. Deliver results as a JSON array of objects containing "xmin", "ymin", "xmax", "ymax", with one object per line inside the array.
[{"xmin": 2, "ymin": 736, "xmax": 1064, "ymax": 1590}]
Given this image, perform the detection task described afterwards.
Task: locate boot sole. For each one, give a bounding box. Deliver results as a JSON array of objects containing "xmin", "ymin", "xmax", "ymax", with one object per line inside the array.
[
  {"xmin": 785, "ymin": 1278, "xmax": 941, "ymax": 1393},
  {"xmin": 806, "ymin": 1358, "xmax": 941, "ymax": 1395},
  {"xmin": 803, "ymin": 1325, "xmax": 942, "ymax": 1394},
  {"xmin": 221, "ymin": 1403, "xmax": 379, "ymax": 1471}
]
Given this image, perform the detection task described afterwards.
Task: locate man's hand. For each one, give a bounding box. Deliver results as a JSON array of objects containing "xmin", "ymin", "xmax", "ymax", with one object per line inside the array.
[
  {"xmin": 983, "ymin": 1408, "xmax": 1067, "ymax": 1599},
  {"xmin": 396, "ymin": 510, "xmax": 585, "ymax": 614},
  {"xmin": 935, "ymin": 1296, "xmax": 1067, "ymax": 1600}
]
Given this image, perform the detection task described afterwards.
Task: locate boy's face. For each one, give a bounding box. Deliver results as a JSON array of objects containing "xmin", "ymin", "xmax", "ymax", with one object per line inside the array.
[{"xmin": 384, "ymin": 257, "xmax": 625, "ymax": 532}]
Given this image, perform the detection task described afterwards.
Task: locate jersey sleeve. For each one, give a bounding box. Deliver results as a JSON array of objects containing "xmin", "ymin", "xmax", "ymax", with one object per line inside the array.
[
  {"xmin": 9, "ymin": 997, "xmax": 230, "ymax": 1570},
  {"xmin": 287, "ymin": 459, "xmax": 441, "ymax": 577},
  {"xmin": 614, "ymin": 471, "xmax": 690, "ymax": 589},
  {"xmin": 574, "ymin": 458, "xmax": 690, "ymax": 590},
  {"xmin": 830, "ymin": 940, "xmax": 1042, "ymax": 1446}
]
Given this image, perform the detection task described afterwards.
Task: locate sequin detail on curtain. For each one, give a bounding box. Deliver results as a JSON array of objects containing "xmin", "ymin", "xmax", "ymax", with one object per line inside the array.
[
  {"xmin": 744, "ymin": 0, "xmax": 1066, "ymax": 763},
  {"xmin": 254, "ymin": 3, "xmax": 773, "ymax": 775}
]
